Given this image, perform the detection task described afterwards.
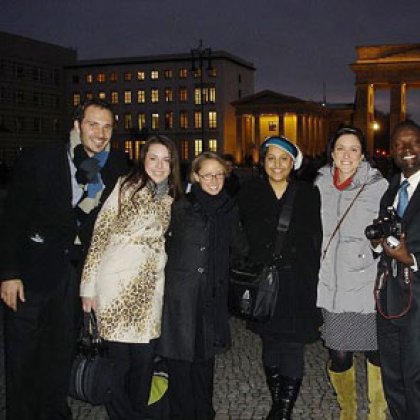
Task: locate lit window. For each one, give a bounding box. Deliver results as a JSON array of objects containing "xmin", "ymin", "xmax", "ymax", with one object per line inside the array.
[
  {"xmin": 124, "ymin": 113, "xmax": 132, "ymax": 130},
  {"xmin": 179, "ymin": 87, "xmax": 188, "ymax": 102},
  {"xmin": 97, "ymin": 73, "xmax": 106, "ymax": 83},
  {"xmin": 165, "ymin": 88, "xmax": 173, "ymax": 103},
  {"xmin": 98, "ymin": 91, "xmax": 106, "ymax": 100},
  {"xmin": 85, "ymin": 74, "xmax": 93, "ymax": 83},
  {"xmin": 124, "ymin": 91, "xmax": 132, "ymax": 104},
  {"xmin": 208, "ymin": 139, "xmax": 217, "ymax": 152},
  {"xmin": 209, "ymin": 111, "xmax": 217, "ymax": 129},
  {"xmin": 111, "ymin": 91, "xmax": 118, "ymax": 104},
  {"xmin": 85, "ymin": 92, "xmax": 93, "ymax": 100},
  {"xmin": 137, "ymin": 71, "xmax": 145, "ymax": 81},
  {"xmin": 165, "ymin": 111, "xmax": 173, "ymax": 129},
  {"xmin": 73, "ymin": 93, "xmax": 81, "ymax": 106},
  {"xmin": 194, "ymin": 88, "xmax": 201, "ymax": 105},
  {"xmin": 137, "ymin": 90, "xmax": 145, "ymax": 103},
  {"xmin": 194, "ymin": 111, "xmax": 202, "ymax": 129},
  {"xmin": 151, "ymin": 113, "xmax": 159, "ymax": 130},
  {"xmin": 194, "ymin": 139, "xmax": 203, "ymax": 156},
  {"xmin": 124, "ymin": 72, "xmax": 132, "ymax": 81},
  {"xmin": 110, "ymin": 72, "xmax": 118, "ymax": 82},
  {"xmin": 151, "ymin": 70, "xmax": 159, "ymax": 80},
  {"xmin": 138, "ymin": 113, "xmax": 146, "ymax": 130},
  {"xmin": 181, "ymin": 140, "xmax": 189, "ymax": 160},
  {"xmin": 180, "ymin": 111, "xmax": 188, "ymax": 129},
  {"xmin": 209, "ymin": 87, "xmax": 216, "ymax": 103},
  {"xmin": 193, "ymin": 68, "xmax": 202, "ymax": 78},
  {"xmin": 164, "ymin": 69, "xmax": 173, "ymax": 79},
  {"xmin": 125, "ymin": 140, "xmax": 133, "ymax": 160},
  {"xmin": 179, "ymin": 68, "xmax": 188, "ymax": 79},
  {"xmin": 209, "ymin": 68, "xmax": 217, "ymax": 77},
  {"xmin": 151, "ymin": 89, "xmax": 159, "ymax": 103}
]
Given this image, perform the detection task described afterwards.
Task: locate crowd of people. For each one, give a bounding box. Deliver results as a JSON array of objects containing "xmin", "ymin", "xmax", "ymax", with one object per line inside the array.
[{"xmin": 0, "ymin": 98, "xmax": 420, "ymax": 420}]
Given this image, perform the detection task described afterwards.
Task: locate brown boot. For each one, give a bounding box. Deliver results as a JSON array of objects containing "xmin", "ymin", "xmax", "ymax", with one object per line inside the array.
[
  {"xmin": 328, "ymin": 365, "xmax": 357, "ymax": 420},
  {"xmin": 367, "ymin": 361, "xmax": 387, "ymax": 420}
]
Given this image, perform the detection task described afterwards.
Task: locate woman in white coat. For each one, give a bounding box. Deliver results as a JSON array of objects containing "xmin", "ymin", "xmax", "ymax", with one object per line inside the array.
[{"xmin": 316, "ymin": 127, "xmax": 388, "ymax": 420}]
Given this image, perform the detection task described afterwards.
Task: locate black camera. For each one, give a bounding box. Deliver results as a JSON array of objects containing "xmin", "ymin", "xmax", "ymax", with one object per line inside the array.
[{"xmin": 364, "ymin": 207, "xmax": 403, "ymax": 241}]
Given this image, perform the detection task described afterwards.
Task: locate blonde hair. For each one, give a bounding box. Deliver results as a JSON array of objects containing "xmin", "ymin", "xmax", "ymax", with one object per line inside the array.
[{"xmin": 189, "ymin": 152, "xmax": 227, "ymax": 183}]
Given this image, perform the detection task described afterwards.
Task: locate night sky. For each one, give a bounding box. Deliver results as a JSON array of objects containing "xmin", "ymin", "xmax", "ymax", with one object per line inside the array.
[{"xmin": 1, "ymin": 0, "xmax": 420, "ymax": 113}]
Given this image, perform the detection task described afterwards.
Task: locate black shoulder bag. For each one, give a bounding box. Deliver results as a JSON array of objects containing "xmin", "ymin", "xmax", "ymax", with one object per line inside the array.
[
  {"xmin": 69, "ymin": 310, "xmax": 114, "ymax": 405},
  {"xmin": 228, "ymin": 183, "xmax": 297, "ymax": 323}
]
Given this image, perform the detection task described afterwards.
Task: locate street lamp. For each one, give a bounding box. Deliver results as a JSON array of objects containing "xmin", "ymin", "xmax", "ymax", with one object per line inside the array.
[{"xmin": 191, "ymin": 40, "xmax": 212, "ymax": 148}]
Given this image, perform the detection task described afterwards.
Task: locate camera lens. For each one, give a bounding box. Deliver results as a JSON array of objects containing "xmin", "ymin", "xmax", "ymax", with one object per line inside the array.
[{"xmin": 365, "ymin": 224, "xmax": 383, "ymax": 240}]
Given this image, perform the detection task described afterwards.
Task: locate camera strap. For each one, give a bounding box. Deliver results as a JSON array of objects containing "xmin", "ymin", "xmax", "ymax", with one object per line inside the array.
[
  {"xmin": 375, "ymin": 260, "xmax": 413, "ymax": 319},
  {"xmin": 322, "ymin": 183, "xmax": 367, "ymax": 261}
]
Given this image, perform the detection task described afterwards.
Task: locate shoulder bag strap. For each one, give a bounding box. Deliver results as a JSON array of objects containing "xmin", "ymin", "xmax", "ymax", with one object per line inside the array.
[
  {"xmin": 322, "ymin": 183, "xmax": 367, "ymax": 261},
  {"xmin": 273, "ymin": 182, "xmax": 298, "ymax": 258}
]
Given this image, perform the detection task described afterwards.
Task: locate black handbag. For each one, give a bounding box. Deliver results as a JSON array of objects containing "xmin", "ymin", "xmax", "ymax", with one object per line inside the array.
[
  {"xmin": 229, "ymin": 183, "xmax": 297, "ymax": 323},
  {"xmin": 69, "ymin": 310, "xmax": 114, "ymax": 405}
]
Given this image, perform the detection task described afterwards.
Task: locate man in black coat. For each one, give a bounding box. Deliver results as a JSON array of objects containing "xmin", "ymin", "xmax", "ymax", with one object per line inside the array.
[
  {"xmin": 375, "ymin": 120, "xmax": 420, "ymax": 420},
  {"xmin": 0, "ymin": 99, "xmax": 128, "ymax": 420}
]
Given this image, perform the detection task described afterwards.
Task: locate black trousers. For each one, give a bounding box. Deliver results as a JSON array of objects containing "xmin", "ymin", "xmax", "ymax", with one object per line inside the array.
[
  {"xmin": 105, "ymin": 340, "xmax": 156, "ymax": 420},
  {"xmin": 260, "ymin": 334, "xmax": 305, "ymax": 378},
  {"xmin": 166, "ymin": 357, "xmax": 215, "ymax": 420},
  {"xmin": 4, "ymin": 263, "xmax": 80, "ymax": 420},
  {"xmin": 377, "ymin": 315, "xmax": 420, "ymax": 420}
]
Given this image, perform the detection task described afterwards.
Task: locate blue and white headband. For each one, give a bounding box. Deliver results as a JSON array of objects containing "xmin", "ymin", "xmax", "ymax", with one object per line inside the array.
[{"xmin": 261, "ymin": 136, "xmax": 303, "ymax": 170}]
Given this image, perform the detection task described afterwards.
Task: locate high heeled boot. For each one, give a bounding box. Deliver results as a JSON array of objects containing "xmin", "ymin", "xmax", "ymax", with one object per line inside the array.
[
  {"xmin": 264, "ymin": 367, "xmax": 302, "ymax": 420},
  {"xmin": 367, "ymin": 361, "xmax": 387, "ymax": 420},
  {"xmin": 328, "ymin": 365, "xmax": 357, "ymax": 420}
]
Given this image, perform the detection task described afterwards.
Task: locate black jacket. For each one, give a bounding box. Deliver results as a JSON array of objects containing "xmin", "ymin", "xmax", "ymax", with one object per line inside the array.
[
  {"xmin": 158, "ymin": 189, "xmax": 247, "ymax": 362},
  {"xmin": 0, "ymin": 142, "xmax": 128, "ymax": 292},
  {"xmin": 378, "ymin": 174, "xmax": 420, "ymax": 327},
  {"xmin": 236, "ymin": 177, "xmax": 322, "ymax": 343}
]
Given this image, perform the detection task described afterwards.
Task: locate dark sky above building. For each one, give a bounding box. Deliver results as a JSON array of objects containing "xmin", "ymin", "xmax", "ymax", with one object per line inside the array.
[{"xmin": 1, "ymin": 0, "xmax": 420, "ymax": 109}]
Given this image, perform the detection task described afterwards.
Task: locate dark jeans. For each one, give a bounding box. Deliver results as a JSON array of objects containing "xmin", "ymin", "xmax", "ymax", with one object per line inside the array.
[
  {"xmin": 377, "ymin": 315, "xmax": 420, "ymax": 420},
  {"xmin": 261, "ymin": 334, "xmax": 305, "ymax": 378},
  {"xmin": 4, "ymin": 263, "xmax": 80, "ymax": 420},
  {"xmin": 166, "ymin": 357, "xmax": 216, "ymax": 420},
  {"xmin": 105, "ymin": 340, "xmax": 156, "ymax": 420}
]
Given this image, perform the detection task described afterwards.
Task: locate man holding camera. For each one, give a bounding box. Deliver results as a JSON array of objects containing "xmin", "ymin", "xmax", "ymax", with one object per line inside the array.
[{"xmin": 373, "ymin": 120, "xmax": 420, "ymax": 419}]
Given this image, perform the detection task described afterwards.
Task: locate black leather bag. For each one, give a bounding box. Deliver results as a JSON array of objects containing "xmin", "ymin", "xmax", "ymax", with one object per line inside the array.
[
  {"xmin": 69, "ymin": 311, "xmax": 113, "ymax": 405},
  {"xmin": 229, "ymin": 183, "xmax": 297, "ymax": 323},
  {"xmin": 229, "ymin": 263, "xmax": 279, "ymax": 322}
]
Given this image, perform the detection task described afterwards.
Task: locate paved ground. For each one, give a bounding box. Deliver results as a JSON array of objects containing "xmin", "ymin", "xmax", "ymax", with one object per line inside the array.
[{"xmin": 0, "ymin": 312, "xmax": 380, "ymax": 420}]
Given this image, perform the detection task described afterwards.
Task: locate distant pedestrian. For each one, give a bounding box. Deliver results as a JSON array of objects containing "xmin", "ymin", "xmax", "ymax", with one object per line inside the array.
[
  {"xmin": 236, "ymin": 136, "xmax": 322, "ymax": 420},
  {"xmin": 221, "ymin": 153, "xmax": 241, "ymax": 197},
  {"xmin": 316, "ymin": 126, "xmax": 388, "ymax": 420}
]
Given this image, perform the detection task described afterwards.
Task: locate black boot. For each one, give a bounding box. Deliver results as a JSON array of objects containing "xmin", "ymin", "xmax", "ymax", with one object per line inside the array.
[
  {"xmin": 264, "ymin": 367, "xmax": 302, "ymax": 420},
  {"xmin": 277, "ymin": 375, "xmax": 302, "ymax": 419},
  {"xmin": 264, "ymin": 366, "xmax": 282, "ymax": 420}
]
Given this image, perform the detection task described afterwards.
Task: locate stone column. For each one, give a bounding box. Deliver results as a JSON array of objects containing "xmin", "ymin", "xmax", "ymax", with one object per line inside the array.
[
  {"xmin": 390, "ymin": 83, "xmax": 406, "ymax": 136},
  {"xmin": 278, "ymin": 113, "xmax": 284, "ymax": 136},
  {"xmin": 235, "ymin": 114, "xmax": 243, "ymax": 163},
  {"xmin": 297, "ymin": 114, "xmax": 305, "ymax": 152},
  {"xmin": 354, "ymin": 84, "xmax": 375, "ymax": 156}
]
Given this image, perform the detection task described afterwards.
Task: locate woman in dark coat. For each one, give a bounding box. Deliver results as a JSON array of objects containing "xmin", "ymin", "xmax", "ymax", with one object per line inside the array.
[
  {"xmin": 158, "ymin": 152, "xmax": 246, "ymax": 420},
  {"xmin": 236, "ymin": 136, "xmax": 322, "ymax": 420}
]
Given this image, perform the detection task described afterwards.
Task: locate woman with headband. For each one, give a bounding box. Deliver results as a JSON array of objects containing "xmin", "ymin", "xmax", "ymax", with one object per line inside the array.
[{"xmin": 236, "ymin": 136, "xmax": 322, "ymax": 420}]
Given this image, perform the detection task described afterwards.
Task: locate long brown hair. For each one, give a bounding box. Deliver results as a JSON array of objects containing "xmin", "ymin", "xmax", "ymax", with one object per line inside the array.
[{"xmin": 121, "ymin": 135, "xmax": 183, "ymax": 200}]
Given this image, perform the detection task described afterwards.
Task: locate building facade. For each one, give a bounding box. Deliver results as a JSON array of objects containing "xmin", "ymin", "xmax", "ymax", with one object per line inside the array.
[
  {"xmin": 232, "ymin": 90, "xmax": 353, "ymax": 162},
  {"xmin": 0, "ymin": 31, "xmax": 77, "ymax": 165},
  {"xmin": 65, "ymin": 51, "xmax": 255, "ymax": 161}
]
